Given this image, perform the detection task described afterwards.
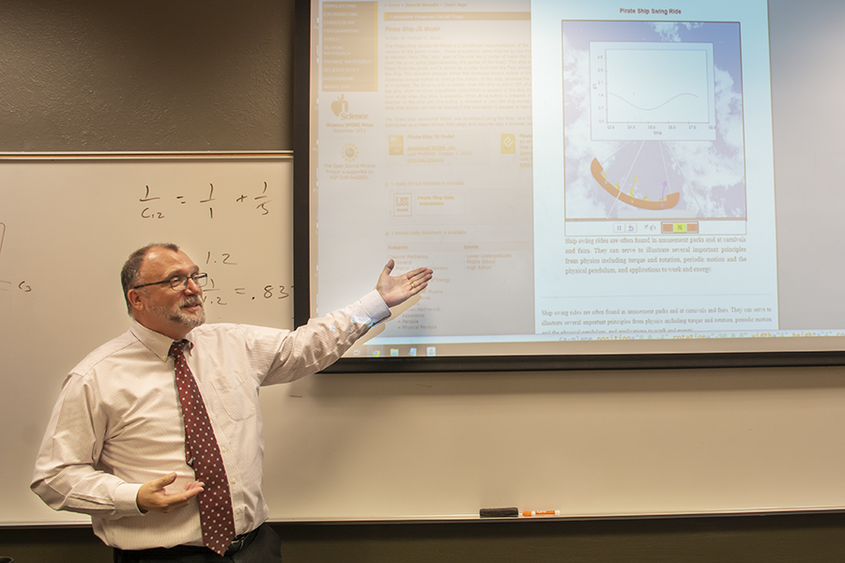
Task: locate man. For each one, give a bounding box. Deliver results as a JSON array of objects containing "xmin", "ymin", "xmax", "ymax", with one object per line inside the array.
[{"xmin": 32, "ymin": 243, "xmax": 433, "ymax": 561}]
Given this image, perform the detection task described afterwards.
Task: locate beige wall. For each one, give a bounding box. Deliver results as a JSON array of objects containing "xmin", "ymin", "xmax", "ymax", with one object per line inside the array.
[{"xmin": 0, "ymin": 0, "xmax": 293, "ymax": 152}]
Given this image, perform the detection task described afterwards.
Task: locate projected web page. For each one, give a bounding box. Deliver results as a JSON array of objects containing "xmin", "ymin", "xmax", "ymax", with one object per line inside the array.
[
  {"xmin": 532, "ymin": 1, "xmax": 777, "ymax": 342},
  {"xmin": 308, "ymin": 0, "xmax": 843, "ymax": 359},
  {"xmin": 312, "ymin": 0, "xmax": 534, "ymax": 358}
]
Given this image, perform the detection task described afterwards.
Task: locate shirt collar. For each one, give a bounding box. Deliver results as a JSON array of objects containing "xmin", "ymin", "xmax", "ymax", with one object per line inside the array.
[{"xmin": 129, "ymin": 318, "xmax": 195, "ymax": 360}]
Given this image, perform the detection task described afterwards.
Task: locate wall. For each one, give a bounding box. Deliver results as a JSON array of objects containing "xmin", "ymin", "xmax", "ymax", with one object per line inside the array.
[{"xmin": 0, "ymin": 0, "xmax": 291, "ymax": 152}]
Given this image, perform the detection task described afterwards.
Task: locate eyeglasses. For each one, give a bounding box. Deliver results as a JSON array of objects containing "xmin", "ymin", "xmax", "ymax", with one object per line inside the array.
[{"xmin": 133, "ymin": 273, "xmax": 208, "ymax": 291}]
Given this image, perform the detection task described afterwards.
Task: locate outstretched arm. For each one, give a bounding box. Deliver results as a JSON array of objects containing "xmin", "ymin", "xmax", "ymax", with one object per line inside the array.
[{"xmin": 376, "ymin": 259, "xmax": 434, "ymax": 308}]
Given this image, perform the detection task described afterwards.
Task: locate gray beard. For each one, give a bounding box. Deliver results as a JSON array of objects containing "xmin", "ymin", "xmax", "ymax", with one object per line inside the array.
[{"xmin": 149, "ymin": 298, "xmax": 206, "ymax": 329}]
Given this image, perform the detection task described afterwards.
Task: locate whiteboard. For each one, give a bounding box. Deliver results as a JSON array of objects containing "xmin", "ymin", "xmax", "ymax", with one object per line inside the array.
[
  {"xmin": 0, "ymin": 153, "xmax": 293, "ymax": 524},
  {"xmin": 3, "ymin": 153, "xmax": 845, "ymax": 527},
  {"xmin": 266, "ymin": 365, "xmax": 845, "ymax": 522}
]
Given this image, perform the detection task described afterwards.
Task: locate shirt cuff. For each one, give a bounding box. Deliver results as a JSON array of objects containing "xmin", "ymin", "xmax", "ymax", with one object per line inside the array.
[
  {"xmin": 351, "ymin": 290, "xmax": 391, "ymax": 326},
  {"xmin": 114, "ymin": 482, "xmax": 145, "ymax": 516}
]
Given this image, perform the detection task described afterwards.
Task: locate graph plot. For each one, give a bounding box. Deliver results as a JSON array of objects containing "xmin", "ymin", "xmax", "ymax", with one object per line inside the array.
[
  {"xmin": 607, "ymin": 49, "xmax": 709, "ymax": 123},
  {"xmin": 590, "ymin": 41, "xmax": 716, "ymax": 142}
]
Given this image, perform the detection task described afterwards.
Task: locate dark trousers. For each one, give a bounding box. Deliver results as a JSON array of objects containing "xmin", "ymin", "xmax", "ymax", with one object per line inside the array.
[{"xmin": 113, "ymin": 523, "xmax": 282, "ymax": 563}]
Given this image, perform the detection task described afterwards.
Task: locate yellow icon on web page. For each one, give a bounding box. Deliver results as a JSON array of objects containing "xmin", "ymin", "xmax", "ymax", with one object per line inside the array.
[
  {"xmin": 341, "ymin": 143, "xmax": 358, "ymax": 162},
  {"xmin": 500, "ymin": 133, "xmax": 516, "ymax": 154},
  {"xmin": 389, "ymin": 135, "xmax": 404, "ymax": 156}
]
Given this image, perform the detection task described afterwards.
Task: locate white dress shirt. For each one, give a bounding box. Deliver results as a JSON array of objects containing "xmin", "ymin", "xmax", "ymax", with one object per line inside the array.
[{"xmin": 32, "ymin": 290, "xmax": 389, "ymax": 550}]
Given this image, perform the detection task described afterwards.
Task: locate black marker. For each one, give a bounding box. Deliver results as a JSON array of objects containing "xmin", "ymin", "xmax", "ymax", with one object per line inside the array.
[{"xmin": 479, "ymin": 507, "xmax": 519, "ymax": 518}]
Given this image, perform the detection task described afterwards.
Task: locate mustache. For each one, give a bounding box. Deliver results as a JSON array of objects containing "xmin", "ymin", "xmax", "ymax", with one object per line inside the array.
[{"xmin": 180, "ymin": 297, "xmax": 203, "ymax": 308}]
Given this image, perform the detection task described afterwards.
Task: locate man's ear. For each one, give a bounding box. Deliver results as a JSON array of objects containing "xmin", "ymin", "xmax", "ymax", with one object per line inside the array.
[{"xmin": 127, "ymin": 288, "xmax": 145, "ymax": 313}]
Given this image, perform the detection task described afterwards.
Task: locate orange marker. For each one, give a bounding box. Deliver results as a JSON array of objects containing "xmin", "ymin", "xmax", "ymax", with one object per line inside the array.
[{"xmin": 522, "ymin": 510, "xmax": 560, "ymax": 517}]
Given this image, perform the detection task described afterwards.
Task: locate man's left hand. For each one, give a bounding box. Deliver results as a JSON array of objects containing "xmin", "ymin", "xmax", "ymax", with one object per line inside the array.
[{"xmin": 376, "ymin": 259, "xmax": 434, "ymax": 307}]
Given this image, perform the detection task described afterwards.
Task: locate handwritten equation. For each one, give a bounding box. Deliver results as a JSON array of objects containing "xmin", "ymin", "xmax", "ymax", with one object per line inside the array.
[
  {"xmin": 0, "ymin": 279, "xmax": 33, "ymax": 293},
  {"xmin": 202, "ymin": 280, "xmax": 291, "ymax": 307},
  {"xmin": 0, "ymin": 237, "xmax": 289, "ymax": 303},
  {"xmin": 0, "ymin": 222, "xmax": 33, "ymax": 294},
  {"xmin": 201, "ymin": 250, "xmax": 290, "ymax": 306},
  {"xmin": 139, "ymin": 180, "xmax": 275, "ymax": 220}
]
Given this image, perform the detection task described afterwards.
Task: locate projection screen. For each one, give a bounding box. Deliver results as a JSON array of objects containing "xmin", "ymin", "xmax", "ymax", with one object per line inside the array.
[{"xmin": 293, "ymin": 0, "xmax": 845, "ymax": 371}]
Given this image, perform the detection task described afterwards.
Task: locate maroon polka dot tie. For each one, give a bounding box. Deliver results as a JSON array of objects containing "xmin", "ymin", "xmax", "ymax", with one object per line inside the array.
[{"xmin": 169, "ymin": 340, "xmax": 236, "ymax": 556}]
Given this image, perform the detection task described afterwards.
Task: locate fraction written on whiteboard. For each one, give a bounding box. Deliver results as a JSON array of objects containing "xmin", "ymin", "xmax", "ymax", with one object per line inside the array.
[
  {"xmin": 202, "ymin": 250, "xmax": 290, "ymax": 306},
  {"xmin": 202, "ymin": 278, "xmax": 290, "ymax": 306},
  {"xmin": 138, "ymin": 181, "xmax": 274, "ymax": 220}
]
